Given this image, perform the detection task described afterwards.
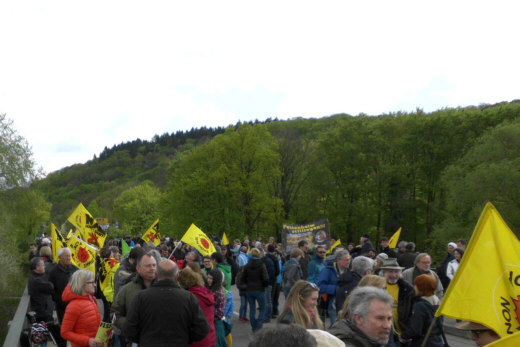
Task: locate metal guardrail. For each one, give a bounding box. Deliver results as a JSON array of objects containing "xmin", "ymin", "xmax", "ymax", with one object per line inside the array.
[{"xmin": 3, "ymin": 286, "xmax": 29, "ymax": 347}]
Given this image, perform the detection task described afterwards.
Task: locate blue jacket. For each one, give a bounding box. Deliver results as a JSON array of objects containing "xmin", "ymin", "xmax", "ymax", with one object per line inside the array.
[
  {"xmin": 318, "ymin": 263, "xmax": 338, "ymax": 296},
  {"xmin": 307, "ymin": 254, "xmax": 325, "ymax": 285},
  {"xmin": 238, "ymin": 252, "xmax": 249, "ymax": 268}
]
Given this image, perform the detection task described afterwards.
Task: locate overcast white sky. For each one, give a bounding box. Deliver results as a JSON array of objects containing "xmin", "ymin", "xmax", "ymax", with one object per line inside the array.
[{"xmin": 1, "ymin": 1, "xmax": 519, "ymax": 174}]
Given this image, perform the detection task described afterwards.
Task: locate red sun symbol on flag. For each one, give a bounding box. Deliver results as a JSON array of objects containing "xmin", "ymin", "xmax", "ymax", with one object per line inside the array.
[
  {"xmin": 77, "ymin": 247, "xmax": 90, "ymax": 263},
  {"xmin": 200, "ymin": 238, "xmax": 210, "ymax": 249},
  {"xmin": 513, "ymin": 296, "xmax": 520, "ymax": 324}
]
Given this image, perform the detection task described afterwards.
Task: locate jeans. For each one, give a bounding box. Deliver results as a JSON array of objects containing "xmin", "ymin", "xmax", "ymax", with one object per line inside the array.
[
  {"xmin": 239, "ymin": 294, "xmax": 248, "ymax": 318},
  {"xmin": 264, "ymin": 285, "xmax": 273, "ymax": 319},
  {"xmin": 247, "ymin": 291, "xmax": 266, "ymax": 331},
  {"xmin": 328, "ymin": 298, "xmax": 337, "ymax": 327}
]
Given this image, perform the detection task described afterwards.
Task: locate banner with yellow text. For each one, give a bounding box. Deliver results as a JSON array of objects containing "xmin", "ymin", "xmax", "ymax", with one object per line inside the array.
[
  {"xmin": 181, "ymin": 224, "xmax": 216, "ymax": 257},
  {"xmin": 282, "ymin": 219, "xmax": 329, "ymax": 254},
  {"xmin": 435, "ymin": 202, "xmax": 520, "ymax": 337},
  {"xmin": 142, "ymin": 219, "xmax": 161, "ymax": 246}
]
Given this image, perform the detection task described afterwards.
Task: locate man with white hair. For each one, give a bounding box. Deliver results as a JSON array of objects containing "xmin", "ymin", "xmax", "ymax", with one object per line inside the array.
[
  {"xmin": 402, "ymin": 253, "xmax": 444, "ymax": 298},
  {"xmin": 329, "ymin": 286, "xmax": 394, "ymax": 346}
]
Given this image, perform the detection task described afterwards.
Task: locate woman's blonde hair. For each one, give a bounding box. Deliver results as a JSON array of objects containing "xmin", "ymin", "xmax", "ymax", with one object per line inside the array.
[
  {"xmin": 250, "ymin": 248, "xmax": 262, "ymax": 258},
  {"xmin": 178, "ymin": 267, "xmax": 204, "ymax": 289},
  {"xmin": 338, "ymin": 275, "xmax": 387, "ymax": 320},
  {"xmin": 70, "ymin": 269, "xmax": 94, "ymax": 295},
  {"xmin": 39, "ymin": 246, "xmax": 52, "ymax": 259},
  {"xmin": 279, "ymin": 280, "xmax": 324, "ymax": 329}
]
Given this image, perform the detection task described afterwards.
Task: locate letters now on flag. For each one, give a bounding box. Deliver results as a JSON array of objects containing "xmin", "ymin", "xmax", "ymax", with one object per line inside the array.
[
  {"xmin": 435, "ymin": 202, "xmax": 520, "ymax": 337},
  {"xmin": 181, "ymin": 224, "xmax": 216, "ymax": 257},
  {"xmin": 142, "ymin": 219, "xmax": 161, "ymax": 246},
  {"xmin": 388, "ymin": 227, "xmax": 401, "ymax": 249}
]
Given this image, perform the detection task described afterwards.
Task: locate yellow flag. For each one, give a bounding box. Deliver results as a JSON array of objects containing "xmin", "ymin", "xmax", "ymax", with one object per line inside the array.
[
  {"xmin": 181, "ymin": 224, "xmax": 216, "ymax": 257},
  {"xmin": 68, "ymin": 234, "xmax": 97, "ymax": 274},
  {"xmin": 326, "ymin": 239, "xmax": 341, "ymax": 255},
  {"xmin": 222, "ymin": 232, "xmax": 230, "ymax": 246},
  {"xmin": 51, "ymin": 223, "xmax": 67, "ymax": 263},
  {"xmin": 388, "ymin": 227, "xmax": 402, "ymax": 249},
  {"xmin": 435, "ymin": 202, "xmax": 520, "ymax": 337},
  {"xmin": 142, "ymin": 219, "xmax": 161, "ymax": 246},
  {"xmin": 487, "ymin": 331, "xmax": 520, "ymax": 346},
  {"xmin": 67, "ymin": 203, "xmax": 107, "ymax": 249}
]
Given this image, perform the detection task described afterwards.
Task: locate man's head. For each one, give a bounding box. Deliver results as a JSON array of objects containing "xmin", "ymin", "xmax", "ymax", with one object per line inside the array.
[
  {"xmin": 455, "ymin": 321, "xmax": 500, "ymax": 347},
  {"xmin": 267, "ymin": 244, "xmax": 275, "ymax": 253},
  {"xmin": 397, "ymin": 241, "xmax": 407, "ymax": 252},
  {"xmin": 58, "ymin": 248, "xmax": 72, "ymax": 266},
  {"xmin": 157, "ymin": 259, "xmax": 179, "ymax": 281},
  {"xmin": 129, "ymin": 246, "xmax": 145, "ymax": 264},
  {"xmin": 136, "ymin": 253, "xmax": 157, "ymax": 282},
  {"xmin": 447, "ymin": 242, "xmax": 457, "ymax": 254},
  {"xmin": 186, "ymin": 250, "xmax": 200, "ymax": 263},
  {"xmin": 381, "ymin": 258, "xmax": 404, "ymax": 284},
  {"xmin": 348, "ymin": 286, "xmax": 393, "ymax": 344},
  {"xmin": 30, "ymin": 257, "xmax": 45, "ymax": 274},
  {"xmin": 360, "ymin": 233, "xmax": 370, "ymax": 244},
  {"xmin": 203, "ymin": 255, "xmax": 212, "ymax": 269},
  {"xmin": 414, "ymin": 253, "xmax": 432, "ymax": 272},
  {"xmin": 298, "ymin": 240, "xmax": 309, "ymax": 253},
  {"xmin": 335, "ymin": 250, "xmax": 351, "ymax": 271},
  {"xmin": 248, "ymin": 324, "xmax": 317, "ymax": 347},
  {"xmin": 457, "ymin": 239, "xmax": 467, "ymax": 251},
  {"xmin": 380, "ymin": 237, "xmax": 389, "ymax": 248},
  {"xmin": 211, "ymin": 251, "xmax": 224, "ymax": 265},
  {"xmin": 30, "ymin": 243, "xmax": 37, "ymax": 252},
  {"xmin": 315, "ymin": 245, "xmax": 326, "ymax": 259},
  {"xmin": 405, "ymin": 242, "xmax": 415, "ymax": 252},
  {"xmin": 351, "ymin": 256, "xmax": 374, "ymax": 277}
]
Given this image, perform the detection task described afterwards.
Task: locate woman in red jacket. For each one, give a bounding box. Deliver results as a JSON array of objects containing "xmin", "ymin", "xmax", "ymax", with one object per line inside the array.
[{"xmin": 61, "ymin": 269, "xmax": 102, "ymax": 347}]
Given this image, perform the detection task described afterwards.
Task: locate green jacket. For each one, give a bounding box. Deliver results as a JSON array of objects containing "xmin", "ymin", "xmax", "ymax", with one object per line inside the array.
[
  {"xmin": 111, "ymin": 274, "xmax": 152, "ymax": 331},
  {"xmin": 329, "ymin": 318, "xmax": 385, "ymax": 347},
  {"xmin": 217, "ymin": 263, "xmax": 232, "ymax": 291}
]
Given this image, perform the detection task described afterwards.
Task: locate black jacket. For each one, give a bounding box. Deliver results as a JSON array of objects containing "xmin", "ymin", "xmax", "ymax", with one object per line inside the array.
[
  {"xmin": 403, "ymin": 296, "xmax": 444, "ymax": 347},
  {"xmin": 28, "ymin": 271, "xmax": 54, "ymax": 321},
  {"xmin": 335, "ymin": 271, "xmax": 362, "ymax": 313},
  {"xmin": 244, "ymin": 258, "xmax": 269, "ymax": 292},
  {"xmin": 395, "ymin": 278, "xmax": 415, "ymax": 338},
  {"xmin": 124, "ymin": 279, "xmax": 210, "ymax": 347},
  {"xmin": 48, "ymin": 263, "xmax": 78, "ymax": 311}
]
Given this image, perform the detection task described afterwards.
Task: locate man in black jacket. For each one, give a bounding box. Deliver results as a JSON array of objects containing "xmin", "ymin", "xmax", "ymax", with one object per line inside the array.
[
  {"xmin": 124, "ymin": 259, "xmax": 210, "ymax": 347},
  {"xmin": 263, "ymin": 244, "xmax": 280, "ymax": 322},
  {"xmin": 28, "ymin": 257, "xmax": 54, "ymax": 322}
]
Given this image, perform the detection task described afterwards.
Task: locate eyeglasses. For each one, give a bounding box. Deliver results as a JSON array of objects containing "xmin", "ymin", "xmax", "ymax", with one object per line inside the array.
[{"xmin": 471, "ymin": 330, "xmax": 490, "ymax": 338}]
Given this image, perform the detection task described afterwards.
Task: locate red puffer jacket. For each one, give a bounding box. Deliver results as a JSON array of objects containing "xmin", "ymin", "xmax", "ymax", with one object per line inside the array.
[
  {"xmin": 189, "ymin": 286, "xmax": 216, "ymax": 347},
  {"xmin": 61, "ymin": 283, "xmax": 101, "ymax": 347}
]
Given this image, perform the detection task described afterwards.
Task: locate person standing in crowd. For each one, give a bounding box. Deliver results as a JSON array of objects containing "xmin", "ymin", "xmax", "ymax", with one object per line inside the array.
[
  {"xmin": 335, "ymin": 255, "xmax": 374, "ymax": 314},
  {"xmin": 397, "ymin": 242, "xmax": 418, "ymax": 269},
  {"xmin": 337, "ymin": 274, "xmax": 387, "ymax": 321},
  {"xmin": 355, "ymin": 233, "xmax": 374, "ymax": 256},
  {"xmin": 202, "ymin": 255, "xmax": 213, "ymax": 274},
  {"xmin": 221, "ymin": 245, "xmax": 239, "ymax": 285},
  {"xmin": 263, "ymin": 244, "xmax": 279, "ymax": 323},
  {"xmin": 29, "ymin": 243, "xmax": 39, "ymax": 260},
  {"xmin": 207, "ymin": 268, "xmax": 229, "ymax": 347},
  {"xmin": 402, "ymin": 253, "xmax": 444, "ymax": 299},
  {"xmin": 231, "ymin": 239, "xmax": 241, "ymax": 261},
  {"xmin": 436, "ymin": 242, "xmax": 457, "ymax": 290},
  {"xmin": 28, "ymin": 257, "xmax": 54, "ymax": 323},
  {"xmin": 307, "ymin": 245, "xmax": 326, "ymax": 285},
  {"xmin": 113, "ymin": 246, "xmax": 145, "ymax": 298},
  {"xmin": 178, "ymin": 267, "xmax": 217, "ymax": 347},
  {"xmin": 111, "ymin": 252, "xmax": 157, "ymax": 346},
  {"xmin": 396, "ymin": 241, "xmax": 407, "ymax": 257},
  {"xmin": 48, "ymin": 247, "xmax": 78, "ymax": 347},
  {"xmin": 39, "ymin": 245, "xmax": 55, "ymax": 274},
  {"xmin": 447, "ymin": 248, "xmax": 465, "ymax": 281},
  {"xmin": 60, "ymin": 270, "xmax": 102, "ymax": 347},
  {"xmin": 318, "ymin": 249, "xmax": 351, "ymax": 326},
  {"xmin": 379, "ymin": 236, "xmax": 397, "ymax": 258},
  {"xmin": 402, "ymin": 274, "xmax": 444, "ymax": 347},
  {"xmin": 243, "ymin": 248, "xmax": 269, "ymax": 332},
  {"xmin": 211, "ymin": 251, "xmax": 232, "ymax": 291},
  {"xmin": 456, "ymin": 239, "xmax": 467, "ymax": 251},
  {"xmin": 298, "ymin": 240, "xmax": 311, "ymax": 279},
  {"xmin": 283, "ymin": 248, "xmax": 304, "ymax": 297},
  {"xmin": 329, "ymin": 286, "xmax": 393, "ymax": 346},
  {"xmin": 237, "ymin": 245, "xmax": 249, "ymax": 268},
  {"xmin": 455, "ymin": 321, "xmax": 500, "ymax": 346},
  {"xmin": 380, "ymin": 258, "xmax": 414, "ymax": 346},
  {"xmin": 374, "ymin": 252, "xmax": 389, "ymax": 276},
  {"xmin": 271, "ymin": 249, "xmax": 284, "ymax": 318},
  {"xmin": 248, "ymin": 324, "xmax": 318, "ymax": 347},
  {"xmin": 124, "ymin": 260, "xmax": 210, "ymax": 347},
  {"xmin": 277, "ymin": 280, "xmax": 324, "ymax": 329}
]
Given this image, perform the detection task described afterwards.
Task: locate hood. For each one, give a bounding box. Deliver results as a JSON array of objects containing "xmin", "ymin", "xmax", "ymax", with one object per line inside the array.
[
  {"xmin": 189, "ymin": 286, "xmax": 215, "ymax": 307},
  {"xmin": 217, "ymin": 263, "xmax": 232, "ymax": 275},
  {"xmin": 61, "ymin": 283, "xmax": 92, "ymax": 303}
]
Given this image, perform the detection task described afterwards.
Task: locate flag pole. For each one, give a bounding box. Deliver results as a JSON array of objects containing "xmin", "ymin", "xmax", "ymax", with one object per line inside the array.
[
  {"xmin": 419, "ymin": 316, "xmax": 438, "ymax": 347},
  {"xmin": 168, "ymin": 241, "xmax": 182, "ymax": 260}
]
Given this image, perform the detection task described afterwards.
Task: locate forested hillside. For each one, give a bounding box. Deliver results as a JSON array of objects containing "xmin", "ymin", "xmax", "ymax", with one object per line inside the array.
[{"xmin": 28, "ymin": 100, "xmax": 520, "ymax": 260}]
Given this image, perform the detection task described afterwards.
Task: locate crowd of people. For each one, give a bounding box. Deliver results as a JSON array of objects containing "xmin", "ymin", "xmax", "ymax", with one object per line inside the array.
[{"xmin": 25, "ymin": 232, "xmax": 499, "ymax": 347}]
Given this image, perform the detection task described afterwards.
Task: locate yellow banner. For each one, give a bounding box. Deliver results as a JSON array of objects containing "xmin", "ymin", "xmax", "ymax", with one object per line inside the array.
[
  {"xmin": 95, "ymin": 321, "xmax": 114, "ymax": 347},
  {"xmin": 435, "ymin": 202, "xmax": 520, "ymax": 337},
  {"xmin": 67, "ymin": 203, "xmax": 107, "ymax": 249},
  {"xmin": 487, "ymin": 331, "xmax": 520, "ymax": 346},
  {"xmin": 51, "ymin": 223, "xmax": 66, "ymax": 263},
  {"xmin": 181, "ymin": 224, "xmax": 216, "ymax": 257},
  {"xmin": 142, "ymin": 219, "xmax": 161, "ymax": 246},
  {"xmin": 222, "ymin": 232, "xmax": 230, "ymax": 246},
  {"xmin": 68, "ymin": 235, "xmax": 97, "ymax": 274},
  {"xmin": 388, "ymin": 227, "xmax": 401, "ymax": 249}
]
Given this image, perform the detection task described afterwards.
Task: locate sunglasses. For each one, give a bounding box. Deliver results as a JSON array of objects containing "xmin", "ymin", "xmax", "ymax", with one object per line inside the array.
[{"xmin": 299, "ymin": 282, "xmax": 318, "ymax": 295}]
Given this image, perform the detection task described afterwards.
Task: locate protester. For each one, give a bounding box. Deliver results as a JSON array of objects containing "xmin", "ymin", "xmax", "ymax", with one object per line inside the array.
[
  {"xmin": 335, "ymin": 255, "xmax": 374, "ymax": 314},
  {"xmin": 283, "ymin": 248, "xmax": 304, "ymax": 297},
  {"xmin": 456, "ymin": 239, "xmax": 467, "ymax": 251},
  {"xmin": 113, "ymin": 246, "xmax": 145, "ymax": 298},
  {"xmin": 243, "ymin": 247, "xmax": 269, "ymax": 332},
  {"xmin": 402, "ymin": 274, "xmax": 444, "ymax": 347},
  {"xmin": 29, "ymin": 243, "xmax": 39, "ymax": 261},
  {"xmin": 207, "ymin": 268, "xmax": 229, "ymax": 346},
  {"xmin": 338, "ymin": 274, "xmax": 387, "ymax": 320},
  {"xmin": 397, "ymin": 242, "xmax": 417, "ymax": 269},
  {"xmin": 60, "ymin": 269, "xmax": 102, "ymax": 347},
  {"xmin": 248, "ymin": 324, "xmax": 317, "ymax": 347},
  {"xmin": 436, "ymin": 242, "xmax": 456, "ymax": 289},
  {"xmin": 401, "ymin": 253, "xmax": 444, "ymax": 299},
  {"xmin": 202, "ymin": 255, "xmax": 213, "ymax": 274},
  {"xmin": 379, "ymin": 236, "xmax": 397, "ymax": 258},
  {"xmin": 263, "ymin": 244, "xmax": 279, "ymax": 322},
  {"xmin": 329, "ymin": 286, "xmax": 393, "ymax": 346},
  {"xmin": 447, "ymin": 248, "xmax": 464, "ymax": 281},
  {"xmin": 374, "ymin": 252, "xmax": 388, "ymax": 276},
  {"xmin": 124, "ymin": 260, "xmax": 210, "ymax": 346},
  {"xmin": 39, "ymin": 246, "xmax": 55, "ymax": 273},
  {"xmin": 272, "ymin": 249, "xmax": 284, "ymax": 318},
  {"xmin": 298, "ymin": 240, "xmax": 311, "ymax": 279},
  {"xmin": 212, "ymin": 251, "xmax": 232, "ymax": 291},
  {"xmin": 455, "ymin": 321, "xmax": 500, "ymax": 346},
  {"xmin": 277, "ymin": 280, "xmax": 324, "ymax": 329},
  {"xmin": 28, "ymin": 257, "xmax": 54, "ymax": 322},
  {"xmin": 307, "ymin": 245, "xmax": 326, "ymax": 285}
]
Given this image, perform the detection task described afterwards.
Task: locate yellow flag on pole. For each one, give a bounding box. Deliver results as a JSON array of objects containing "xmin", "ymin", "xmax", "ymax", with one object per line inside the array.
[
  {"xmin": 67, "ymin": 203, "xmax": 107, "ymax": 249},
  {"xmin": 142, "ymin": 219, "xmax": 161, "ymax": 246},
  {"xmin": 435, "ymin": 202, "xmax": 520, "ymax": 337},
  {"xmin": 222, "ymin": 232, "xmax": 230, "ymax": 246},
  {"xmin": 487, "ymin": 331, "xmax": 520, "ymax": 346},
  {"xmin": 388, "ymin": 227, "xmax": 402, "ymax": 249},
  {"xmin": 67, "ymin": 234, "xmax": 97, "ymax": 274},
  {"xmin": 326, "ymin": 239, "xmax": 341, "ymax": 255},
  {"xmin": 181, "ymin": 224, "xmax": 216, "ymax": 257},
  {"xmin": 51, "ymin": 223, "xmax": 67, "ymax": 263}
]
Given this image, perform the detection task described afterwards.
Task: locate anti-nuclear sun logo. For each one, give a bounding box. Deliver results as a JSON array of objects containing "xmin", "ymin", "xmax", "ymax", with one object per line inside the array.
[{"xmin": 494, "ymin": 265, "xmax": 520, "ymax": 336}]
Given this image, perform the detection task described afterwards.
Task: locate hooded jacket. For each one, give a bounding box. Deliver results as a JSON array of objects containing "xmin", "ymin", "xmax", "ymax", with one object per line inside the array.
[
  {"xmin": 217, "ymin": 263, "xmax": 232, "ymax": 291},
  {"xmin": 244, "ymin": 258, "xmax": 269, "ymax": 292},
  {"xmin": 60, "ymin": 284, "xmax": 101, "ymax": 347},
  {"xmin": 402, "ymin": 295, "xmax": 444, "ymax": 347},
  {"xmin": 189, "ymin": 286, "xmax": 216, "ymax": 347},
  {"xmin": 307, "ymin": 253, "xmax": 326, "ymax": 285},
  {"xmin": 329, "ymin": 318, "xmax": 386, "ymax": 347},
  {"xmin": 28, "ymin": 271, "xmax": 54, "ymax": 321}
]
